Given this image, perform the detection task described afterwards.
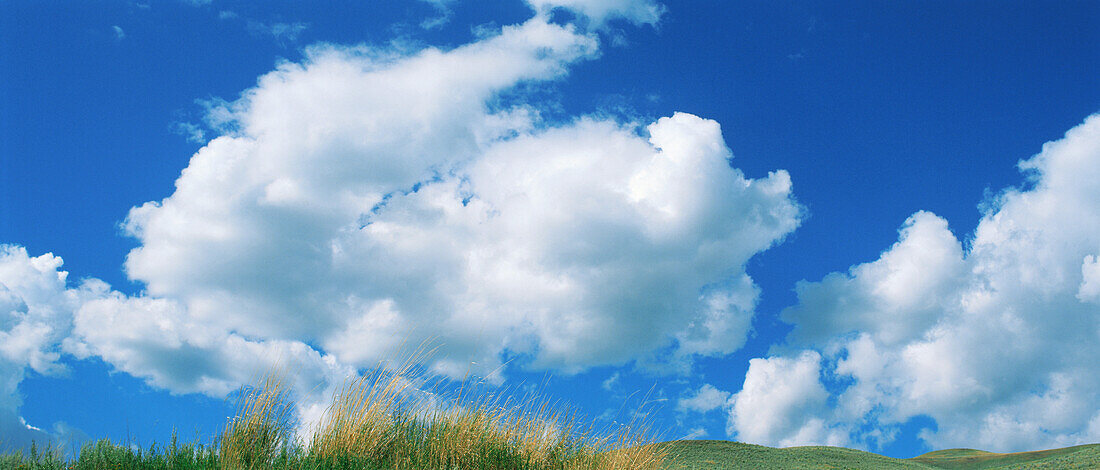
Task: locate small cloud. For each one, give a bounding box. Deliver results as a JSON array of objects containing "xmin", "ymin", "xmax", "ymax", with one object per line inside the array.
[
  {"xmin": 601, "ymin": 372, "xmax": 620, "ymax": 391},
  {"xmin": 526, "ymin": 0, "xmax": 666, "ymax": 29},
  {"xmin": 419, "ymin": 0, "xmax": 455, "ymax": 29},
  {"xmin": 677, "ymin": 383, "xmax": 731, "ymax": 413},
  {"xmin": 112, "ymin": 25, "xmax": 126, "ymax": 40},
  {"xmin": 171, "ymin": 122, "xmax": 206, "ymax": 144},
  {"xmin": 247, "ymin": 20, "xmax": 309, "ymax": 44},
  {"xmin": 787, "ymin": 51, "xmax": 804, "ymax": 60},
  {"xmin": 218, "ymin": 10, "xmax": 238, "ymax": 20},
  {"xmin": 181, "ymin": 0, "xmax": 212, "ymax": 6}
]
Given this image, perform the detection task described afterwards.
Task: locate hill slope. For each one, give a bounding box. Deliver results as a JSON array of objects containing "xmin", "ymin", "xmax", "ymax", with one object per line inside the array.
[
  {"xmin": 911, "ymin": 444, "xmax": 1100, "ymax": 469},
  {"xmin": 658, "ymin": 440, "xmax": 1100, "ymax": 469},
  {"xmin": 658, "ymin": 440, "xmax": 930, "ymax": 469}
]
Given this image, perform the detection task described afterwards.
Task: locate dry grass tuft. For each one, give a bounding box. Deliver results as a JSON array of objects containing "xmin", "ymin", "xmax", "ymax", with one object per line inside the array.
[
  {"xmin": 213, "ymin": 353, "xmax": 667, "ymax": 469},
  {"xmin": 219, "ymin": 371, "xmax": 296, "ymax": 469}
]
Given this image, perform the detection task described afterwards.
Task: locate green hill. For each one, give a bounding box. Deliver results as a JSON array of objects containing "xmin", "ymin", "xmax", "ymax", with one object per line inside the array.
[
  {"xmin": 657, "ymin": 440, "xmax": 1100, "ymax": 469},
  {"xmin": 910, "ymin": 444, "xmax": 1100, "ymax": 469},
  {"xmin": 658, "ymin": 440, "xmax": 930, "ymax": 469}
]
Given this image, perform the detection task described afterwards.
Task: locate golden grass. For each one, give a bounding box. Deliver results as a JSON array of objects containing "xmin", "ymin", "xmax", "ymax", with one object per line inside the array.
[
  {"xmin": 220, "ymin": 371, "xmax": 296, "ymax": 469},
  {"xmin": 217, "ymin": 354, "xmax": 667, "ymax": 469}
]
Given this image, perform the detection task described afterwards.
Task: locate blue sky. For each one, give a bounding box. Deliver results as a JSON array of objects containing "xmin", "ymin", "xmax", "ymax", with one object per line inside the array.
[{"xmin": 2, "ymin": 0, "xmax": 1099, "ymax": 459}]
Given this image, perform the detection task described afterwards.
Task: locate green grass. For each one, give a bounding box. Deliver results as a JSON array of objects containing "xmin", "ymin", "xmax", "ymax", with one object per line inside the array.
[
  {"xmin": 911, "ymin": 444, "xmax": 1100, "ymax": 469},
  {"xmin": 658, "ymin": 440, "xmax": 930, "ymax": 469},
  {"xmin": 655, "ymin": 440, "xmax": 1100, "ymax": 469},
  {"xmin": 6, "ymin": 434, "xmax": 1100, "ymax": 469},
  {"xmin": 3, "ymin": 358, "xmax": 1097, "ymax": 469}
]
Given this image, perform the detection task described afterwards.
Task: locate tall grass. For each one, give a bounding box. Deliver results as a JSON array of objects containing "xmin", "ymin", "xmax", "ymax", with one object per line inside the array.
[
  {"xmin": 220, "ymin": 371, "xmax": 296, "ymax": 469},
  {"xmin": 2, "ymin": 359, "xmax": 665, "ymax": 470}
]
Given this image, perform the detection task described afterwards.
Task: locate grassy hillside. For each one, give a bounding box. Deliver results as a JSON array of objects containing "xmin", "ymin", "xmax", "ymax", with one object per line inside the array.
[
  {"xmin": 658, "ymin": 440, "xmax": 929, "ymax": 469},
  {"xmin": 658, "ymin": 440, "xmax": 1100, "ymax": 470},
  {"xmin": 911, "ymin": 444, "xmax": 1100, "ymax": 469}
]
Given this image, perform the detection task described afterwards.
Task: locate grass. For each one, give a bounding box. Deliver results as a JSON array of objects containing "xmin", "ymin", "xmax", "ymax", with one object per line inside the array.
[
  {"xmin": 658, "ymin": 440, "xmax": 930, "ymax": 469},
  {"xmin": 656, "ymin": 440, "xmax": 1100, "ymax": 469},
  {"xmin": 4, "ymin": 359, "xmax": 1097, "ymax": 469},
  {"xmin": 911, "ymin": 444, "xmax": 1100, "ymax": 469},
  {"xmin": 0, "ymin": 360, "xmax": 665, "ymax": 470}
]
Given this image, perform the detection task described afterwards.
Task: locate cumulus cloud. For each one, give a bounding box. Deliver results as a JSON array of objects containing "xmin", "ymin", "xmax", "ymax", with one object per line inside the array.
[
  {"xmin": 726, "ymin": 352, "xmax": 847, "ymax": 447},
  {"xmin": 0, "ymin": 246, "xmax": 104, "ymax": 451},
  {"xmin": 0, "ymin": 244, "xmax": 354, "ymax": 449},
  {"xmin": 678, "ymin": 383, "xmax": 730, "ymax": 413},
  {"xmin": 526, "ymin": 0, "xmax": 665, "ymax": 28},
  {"xmin": 102, "ymin": 11, "xmax": 799, "ymax": 394},
  {"xmin": 728, "ymin": 114, "xmax": 1100, "ymax": 451},
  {"xmin": 783, "ymin": 210, "xmax": 966, "ymax": 347},
  {"xmin": 1078, "ymin": 255, "xmax": 1100, "ymax": 303},
  {"xmin": 2, "ymin": 9, "xmax": 801, "ymax": 445}
]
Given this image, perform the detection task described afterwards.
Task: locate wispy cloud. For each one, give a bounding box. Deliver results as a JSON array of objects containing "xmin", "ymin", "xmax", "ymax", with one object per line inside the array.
[
  {"xmin": 246, "ymin": 20, "xmax": 309, "ymax": 44},
  {"xmin": 418, "ymin": 0, "xmax": 455, "ymax": 29},
  {"xmin": 679, "ymin": 427, "xmax": 707, "ymax": 440},
  {"xmin": 525, "ymin": 0, "xmax": 666, "ymax": 28},
  {"xmin": 170, "ymin": 122, "xmax": 205, "ymax": 144},
  {"xmin": 112, "ymin": 25, "xmax": 125, "ymax": 40}
]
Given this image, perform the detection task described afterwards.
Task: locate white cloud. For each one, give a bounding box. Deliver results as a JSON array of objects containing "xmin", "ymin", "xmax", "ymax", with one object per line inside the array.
[
  {"xmin": 678, "ymin": 383, "xmax": 730, "ymax": 413},
  {"xmin": 736, "ymin": 113, "xmax": 1100, "ymax": 452},
  {"xmin": 726, "ymin": 351, "xmax": 847, "ymax": 447},
  {"xmin": 246, "ymin": 20, "xmax": 309, "ymax": 43},
  {"xmin": 106, "ymin": 13, "xmax": 798, "ymax": 393},
  {"xmin": 1078, "ymin": 255, "xmax": 1100, "ymax": 303},
  {"xmin": 680, "ymin": 427, "xmax": 707, "ymax": 440},
  {"xmin": 112, "ymin": 25, "xmax": 125, "ymax": 40},
  {"xmin": 170, "ymin": 121, "xmax": 205, "ymax": 144},
  {"xmin": 0, "ymin": 247, "xmax": 102, "ymax": 390},
  {"xmin": 601, "ymin": 372, "xmax": 620, "ymax": 390},
  {"xmin": 2, "ymin": 9, "xmax": 801, "ymax": 445},
  {"xmin": 418, "ymin": 0, "xmax": 456, "ymax": 29},
  {"xmin": 0, "ymin": 246, "xmax": 104, "ymax": 451},
  {"xmin": 783, "ymin": 210, "xmax": 966, "ymax": 347},
  {"xmin": 526, "ymin": 0, "xmax": 665, "ymax": 28}
]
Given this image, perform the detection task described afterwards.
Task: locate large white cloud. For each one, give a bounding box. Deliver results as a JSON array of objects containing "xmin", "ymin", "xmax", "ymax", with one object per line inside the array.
[
  {"xmin": 725, "ymin": 114, "xmax": 1100, "ymax": 451},
  {"xmin": 98, "ymin": 10, "xmax": 802, "ymax": 389},
  {"xmin": 2, "ymin": 7, "xmax": 801, "ymax": 447},
  {"xmin": 0, "ymin": 12, "xmax": 809, "ymax": 438}
]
